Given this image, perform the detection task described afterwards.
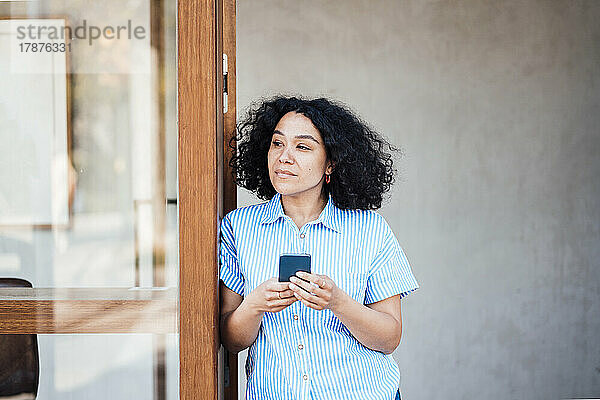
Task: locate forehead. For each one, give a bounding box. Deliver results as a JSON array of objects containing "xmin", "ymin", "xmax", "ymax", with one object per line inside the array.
[{"xmin": 273, "ymin": 112, "xmax": 323, "ymax": 141}]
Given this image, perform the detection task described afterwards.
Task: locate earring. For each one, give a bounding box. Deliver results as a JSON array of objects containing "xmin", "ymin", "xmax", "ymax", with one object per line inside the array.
[{"xmin": 325, "ymin": 174, "xmax": 331, "ymax": 184}]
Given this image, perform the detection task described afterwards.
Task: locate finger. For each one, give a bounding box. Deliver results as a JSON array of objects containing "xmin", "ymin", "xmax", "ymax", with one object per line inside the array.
[
  {"xmin": 271, "ymin": 301, "xmax": 297, "ymax": 312},
  {"xmin": 266, "ymin": 277, "xmax": 289, "ymax": 291},
  {"xmin": 278, "ymin": 289, "xmax": 295, "ymax": 298},
  {"xmin": 293, "ymin": 291, "xmax": 323, "ymax": 310},
  {"xmin": 289, "ymin": 276, "xmax": 315, "ymax": 292},
  {"xmin": 270, "ymin": 280, "xmax": 295, "ymax": 292},
  {"xmin": 282, "ymin": 297, "xmax": 299, "ymax": 308},
  {"xmin": 291, "ymin": 284, "xmax": 324, "ymax": 307},
  {"xmin": 316, "ymin": 275, "xmax": 332, "ymax": 290},
  {"xmin": 294, "ymin": 271, "xmax": 317, "ymax": 283},
  {"xmin": 296, "ymin": 271, "xmax": 330, "ymax": 290},
  {"xmin": 268, "ymin": 289, "xmax": 294, "ymax": 301},
  {"xmin": 267, "ymin": 291, "xmax": 280, "ymax": 301},
  {"xmin": 290, "ymin": 276, "xmax": 326, "ymax": 297},
  {"xmin": 278, "ymin": 296, "xmax": 297, "ymax": 305},
  {"xmin": 270, "ymin": 296, "xmax": 297, "ymax": 308}
]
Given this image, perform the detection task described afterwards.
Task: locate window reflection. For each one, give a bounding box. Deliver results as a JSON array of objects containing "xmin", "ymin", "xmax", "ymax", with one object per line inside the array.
[{"xmin": 0, "ymin": 0, "xmax": 178, "ymax": 398}]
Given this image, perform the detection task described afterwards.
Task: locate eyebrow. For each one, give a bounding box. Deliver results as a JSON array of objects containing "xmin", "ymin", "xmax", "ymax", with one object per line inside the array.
[{"xmin": 273, "ymin": 130, "xmax": 320, "ymax": 144}]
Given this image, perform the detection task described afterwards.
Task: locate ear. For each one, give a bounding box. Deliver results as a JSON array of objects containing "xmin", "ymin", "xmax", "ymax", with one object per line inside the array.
[{"xmin": 326, "ymin": 161, "xmax": 335, "ymax": 174}]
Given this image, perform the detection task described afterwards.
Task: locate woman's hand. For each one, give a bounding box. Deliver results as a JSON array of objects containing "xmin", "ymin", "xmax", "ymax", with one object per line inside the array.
[
  {"xmin": 288, "ymin": 271, "xmax": 344, "ymax": 312},
  {"xmin": 246, "ymin": 277, "xmax": 297, "ymax": 314}
]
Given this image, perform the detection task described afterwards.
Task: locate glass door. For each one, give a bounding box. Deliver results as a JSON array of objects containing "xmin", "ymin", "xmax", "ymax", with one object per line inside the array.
[{"xmin": 0, "ymin": 0, "xmax": 187, "ymax": 398}]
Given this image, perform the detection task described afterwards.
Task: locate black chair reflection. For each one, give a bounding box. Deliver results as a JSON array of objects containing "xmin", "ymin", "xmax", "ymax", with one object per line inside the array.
[{"xmin": 0, "ymin": 278, "xmax": 39, "ymax": 400}]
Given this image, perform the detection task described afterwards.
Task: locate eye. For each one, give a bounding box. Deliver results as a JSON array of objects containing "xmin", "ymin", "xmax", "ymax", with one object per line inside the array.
[
  {"xmin": 297, "ymin": 145, "xmax": 310, "ymax": 150},
  {"xmin": 271, "ymin": 140, "xmax": 282, "ymax": 147}
]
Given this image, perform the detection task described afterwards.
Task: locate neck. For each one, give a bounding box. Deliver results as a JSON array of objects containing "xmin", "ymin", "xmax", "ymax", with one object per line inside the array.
[{"xmin": 280, "ymin": 188, "xmax": 328, "ymax": 225}]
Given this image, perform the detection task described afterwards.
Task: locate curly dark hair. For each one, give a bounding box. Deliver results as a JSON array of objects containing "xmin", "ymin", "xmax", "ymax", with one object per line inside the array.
[{"xmin": 228, "ymin": 95, "xmax": 402, "ymax": 210}]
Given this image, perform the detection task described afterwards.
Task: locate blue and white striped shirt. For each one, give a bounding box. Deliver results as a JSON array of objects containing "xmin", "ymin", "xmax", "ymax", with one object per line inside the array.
[{"xmin": 219, "ymin": 192, "xmax": 419, "ymax": 400}]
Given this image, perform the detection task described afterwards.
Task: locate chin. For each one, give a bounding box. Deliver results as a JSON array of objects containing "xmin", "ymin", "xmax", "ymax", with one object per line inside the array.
[
  {"xmin": 270, "ymin": 181, "xmax": 295, "ymax": 195},
  {"xmin": 273, "ymin": 184, "xmax": 322, "ymax": 199},
  {"xmin": 272, "ymin": 185, "xmax": 296, "ymax": 195}
]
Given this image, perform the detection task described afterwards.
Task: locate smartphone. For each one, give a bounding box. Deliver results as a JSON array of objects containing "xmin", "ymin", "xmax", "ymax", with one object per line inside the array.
[{"xmin": 278, "ymin": 253, "xmax": 311, "ymax": 282}]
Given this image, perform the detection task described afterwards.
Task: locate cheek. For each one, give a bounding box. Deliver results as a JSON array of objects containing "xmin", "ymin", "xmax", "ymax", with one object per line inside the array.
[
  {"xmin": 267, "ymin": 151, "xmax": 276, "ymax": 165},
  {"xmin": 306, "ymin": 155, "xmax": 327, "ymax": 173}
]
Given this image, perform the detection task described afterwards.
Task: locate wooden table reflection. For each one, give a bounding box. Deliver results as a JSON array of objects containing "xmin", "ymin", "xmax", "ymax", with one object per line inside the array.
[{"xmin": 0, "ymin": 288, "xmax": 178, "ymax": 334}]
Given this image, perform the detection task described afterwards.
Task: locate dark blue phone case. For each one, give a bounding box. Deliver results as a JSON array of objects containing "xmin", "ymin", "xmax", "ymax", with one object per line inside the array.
[{"xmin": 278, "ymin": 254, "xmax": 311, "ymax": 282}]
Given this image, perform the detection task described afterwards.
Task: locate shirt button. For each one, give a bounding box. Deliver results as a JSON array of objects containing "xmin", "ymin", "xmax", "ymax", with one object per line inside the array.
[
  {"xmin": 299, "ymin": 233, "xmax": 305, "ymax": 239},
  {"xmin": 302, "ymin": 374, "xmax": 308, "ymax": 381},
  {"xmin": 293, "ymin": 314, "xmax": 299, "ymax": 320},
  {"xmin": 298, "ymin": 344, "xmax": 304, "ymax": 350}
]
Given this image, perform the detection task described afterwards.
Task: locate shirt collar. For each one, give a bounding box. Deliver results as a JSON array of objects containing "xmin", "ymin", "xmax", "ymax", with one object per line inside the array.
[{"xmin": 259, "ymin": 192, "xmax": 342, "ymax": 234}]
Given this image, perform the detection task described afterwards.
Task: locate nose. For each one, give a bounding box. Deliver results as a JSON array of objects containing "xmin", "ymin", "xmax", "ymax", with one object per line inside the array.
[{"xmin": 278, "ymin": 145, "xmax": 294, "ymax": 164}]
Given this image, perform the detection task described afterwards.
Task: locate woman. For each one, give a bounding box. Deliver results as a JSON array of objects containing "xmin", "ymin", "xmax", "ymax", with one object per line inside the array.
[{"xmin": 219, "ymin": 96, "xmax": 419, "ymax": 400}]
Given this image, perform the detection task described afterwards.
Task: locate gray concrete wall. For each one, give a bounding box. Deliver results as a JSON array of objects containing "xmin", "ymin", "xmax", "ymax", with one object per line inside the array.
[{"xmin": 235, "ymin": 1, "xmax": 600, "ymax": 399}]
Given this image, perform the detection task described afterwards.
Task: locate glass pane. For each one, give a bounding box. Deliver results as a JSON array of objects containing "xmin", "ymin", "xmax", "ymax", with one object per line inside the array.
[{"xmin": 0, "ymin": 0, "xmax": 179, "ymax": 398}]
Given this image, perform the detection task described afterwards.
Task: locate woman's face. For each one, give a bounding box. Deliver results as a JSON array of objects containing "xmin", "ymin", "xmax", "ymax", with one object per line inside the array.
[{"xmin": 268, "ymin": 111, "xmax": 333, "ymax": 198}]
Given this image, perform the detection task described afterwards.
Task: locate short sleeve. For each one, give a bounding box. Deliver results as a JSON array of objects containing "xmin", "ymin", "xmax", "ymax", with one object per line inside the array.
[
  {"xmin": 219, "ymin": 214, "xmax": 244, "ymax": 296},
  {"xmin": 364, "ymin": 222, "xmax": 419, "ymax": 304}
]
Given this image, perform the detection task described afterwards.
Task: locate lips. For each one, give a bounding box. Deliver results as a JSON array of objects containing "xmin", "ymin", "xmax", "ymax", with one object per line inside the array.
[{"xmin": 275, "ymin": 169, "xmax": 296, "ymax": 176}]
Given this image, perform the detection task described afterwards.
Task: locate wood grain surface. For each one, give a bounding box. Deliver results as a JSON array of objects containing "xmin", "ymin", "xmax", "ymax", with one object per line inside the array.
[
  {"xmin": 178, "ymin": 0, "xmax": 222, "ymax": 398},
  {"xmin": 0, "ymin": 288, "xmax": 177, "ymax": 334}
]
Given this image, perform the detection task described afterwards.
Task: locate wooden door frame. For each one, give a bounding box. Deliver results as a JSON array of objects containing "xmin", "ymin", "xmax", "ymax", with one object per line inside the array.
[
  {"xmin": 177, "ymin": 0, "xmax": 221, "ymax": 398},
  {"xmin": 178, "ymin": 0, "xmax": 236, "ymax": 399}
]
